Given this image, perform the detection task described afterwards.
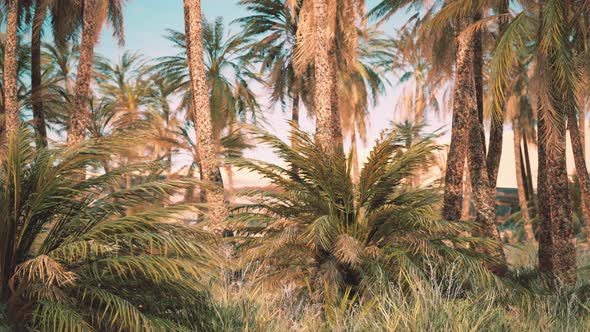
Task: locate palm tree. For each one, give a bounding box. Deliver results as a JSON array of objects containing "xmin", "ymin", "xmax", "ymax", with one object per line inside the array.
[
  {"xmin": 506, "ymin": 56, "xmax": 536, "ymax": 241},
  {"xmin": 0, "ymin": 31, "xmax": 30, "ymax": 142},
  {"xmin": 31, "ymin": 0, "xmax": 50, "ymax": 147},
  {"xmin": 232, "ymin": 125, "xmax": 500, "ymax": 297},
  {"xmin": 237, "ymin": 0, "xmax": 307, "ymax": 145},
  {"xmin": 155, "ymin": 19, "xmax": 261, "ymax": 199},
  {"xmin": 94, "ymin": 52, "xmax": 153, "ymax": 133},
  {"xmin": 67, "ymin": 0, "xmax": 126, "ymax": 146},
  {"xmin": 146, "ymin": 72, "xmax": 184, "ymax": 176},
  {"xmin": 294, "ymin": 0, "xmax": 364, "ymax": 155},
  {"xmin": 513, "ymin": 118, "xmax": 534, "ymax": 241},
  {"xmin": 183, "ymin": 0, "xmax": 228, "ymax": 227},
  {"xmin": 0, "ymin": 128, "xmax": 217, "ymax": 330},
  {"xmin": 567, "ymin": 5, "xmax": 590, "ymax": 241},
  {"xmin": 441, "ymin": 16, "xmax": 476, "ymax": 223},
  {"xmin": 31, "ymin": 42, "xmax": 80, "ymax": 140},
  {"xmin": 368, "ymin": 1, "xmax": 467, "ymax": 222},
  {"xmin": 310, "ymin": 0, "xmax": 339, "ymax": 154},
  {"xmin": 490, "ymin": 0, "xmax": 577, "ymax": 285},
  {"xmin": 3, "ymin": 0, "xmax": 20, "ymax": 135}
]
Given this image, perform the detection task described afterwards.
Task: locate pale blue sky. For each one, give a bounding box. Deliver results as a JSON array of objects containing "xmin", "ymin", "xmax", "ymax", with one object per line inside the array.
[
  {"xmin": 97, "ymin": 0, "xmax": 403, "ymax": 58},
  {"xmin": 97, "ymin": 1, "xmax": 251, "ymax": 58}
]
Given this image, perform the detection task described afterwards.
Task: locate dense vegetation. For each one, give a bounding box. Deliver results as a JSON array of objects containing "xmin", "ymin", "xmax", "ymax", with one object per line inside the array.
[{"xmin": 1, "ymin": 0, "xmax": 590, "ymax": 330}]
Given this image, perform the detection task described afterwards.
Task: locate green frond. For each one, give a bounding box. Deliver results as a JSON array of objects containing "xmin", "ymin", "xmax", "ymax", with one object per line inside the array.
[{"xmin": 32, "ymin": 302, "xmax": 94, "ymax": 332}]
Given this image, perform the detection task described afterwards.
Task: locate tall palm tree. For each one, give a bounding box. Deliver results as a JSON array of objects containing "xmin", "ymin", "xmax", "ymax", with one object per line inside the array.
[
  {"xmin": 490, "ymin": 0, "xmax": 578, "ymax": 285},
  {"xmin": 506, "ymin": 55, "xmax": 536, "ymax": 241},
  {"xmin": 93, "ymin": 52, "xmax": 155, "ymax": 184},
  {"xmin": 309, "ymin": 0, "xmax": 339, "ymax": 154},
  {"xmin": 295, "ymin": 0, "xmax": 363, "ymax": 155},
  {"xmin": 67, "ymin": 0, "xmax": 126, "ymax": 146},
  {"xmin": 183, "ymin": 0, "xmax": 228, "ymax": 226},
  {"xmin": 3, "ymin": 0, "xmax": 20, "ymax": 135},
  {"xmin": 39, "ymin": 42, "xmax": 79, "ymax": 136},
  {"xmin": 441, "ymin": 17, "xmax": 475, "ymax": 224},
  {"xmin": 374, "ymin": 1, "xmax": 507, "ymax": 273},
  {"xmin": 155, "ymin": 20, "xmax": 261, "ymax": 190},
  {"xmin": 369, "ymin": 1, "xmax": 466, "ymax": 221},
  {"xmin": 567, "ymin": 5, "xmax": 590, "ymax": 240},
  {"xmin": 31, "ymin": 0, "xmax": 49, "ymax": 147}
]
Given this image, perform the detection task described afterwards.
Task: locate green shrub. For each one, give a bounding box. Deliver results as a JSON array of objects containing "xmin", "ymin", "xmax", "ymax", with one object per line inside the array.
[{"xmin": 0, "ymin": 129, "xmax": 218, "ymax": 331}]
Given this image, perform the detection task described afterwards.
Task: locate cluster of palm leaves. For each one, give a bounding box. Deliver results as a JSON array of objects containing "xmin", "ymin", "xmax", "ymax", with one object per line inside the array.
[
  {"xmin": 230, "ymin": 124, "xmax": 500, "ymax": 298},
  {"xmin": 0, "ymin": 129, "xmax": 218, "ymax": 331}
]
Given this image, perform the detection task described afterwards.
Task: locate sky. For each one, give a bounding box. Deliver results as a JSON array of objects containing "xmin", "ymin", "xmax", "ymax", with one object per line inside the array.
[{"xmin": 91, "ymin": 1, "xmax": 590, "ymax": 189}]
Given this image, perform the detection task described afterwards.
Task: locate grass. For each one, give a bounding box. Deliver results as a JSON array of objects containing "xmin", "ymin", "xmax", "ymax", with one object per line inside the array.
[{"xmin": 207, "ymin": 243, "xmax": 590, "ymax": 332}]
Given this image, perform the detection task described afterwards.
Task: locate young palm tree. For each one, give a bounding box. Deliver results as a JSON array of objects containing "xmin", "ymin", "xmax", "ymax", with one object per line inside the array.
[
  {"xmin": 0, "ymin": 128, "xmax": 218, "ymax": 330},
  {"xmin": 231, "ymin": 125, "xmax": 501, "ymax": 297}
]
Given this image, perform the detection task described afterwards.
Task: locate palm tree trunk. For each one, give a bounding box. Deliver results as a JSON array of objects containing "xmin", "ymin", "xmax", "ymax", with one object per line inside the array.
[
  {"xmin": 487, "ymin": 119, "xmax": 504, "ymax": 187},
  {"xmin": 4, "ymin": 0, "xmax": 20, "ymax": 135},
  {"xmin": 567, "ymin": 112, "xmax": 590, "ymax": 239},
  {"xmin": 184, "ymin": 0, "xmax": 227, "ymax": 226},
  {"xmin": 468, "ymin": 77, "xmax": 507, "ymax": 277},
  {"xmin": 522, "ymin": 130, "xmax": 534, "ymax": 198},
  {"xmin": 462, "ymin": 15, "xmax": 506, "ymax": 274},
  {"xmin": 538, "ymin": 107, "xmax": 576, "ymax": 286},
  {"xmin": 537, "ymin": 113, "xmax": 551, "ymax": 271},
  {"xmin": 291, "ymin": 94, "xmax": 300, "ymax": 147},
  {"xmin": 313, "ymin": 0, "xmax": 339, "ymax": 156},
  {"xmin": 519, "ymin": 144, "xmax": 530, "ymax": 201},
  {"xmin": 513, "ymin": 122, "xmax": 534, "ymax": 241},
  {"xmin": 31, "ymin": 0, "xmax": 48, "ymax": 148},
  {"xmin": 67, "ymin": 0, "xmax": 98, "ymax": 146},
  {"xmin": 535, "ymin": 0, "xmax": 576, "ymax": 288},
  {"xmin": 473, "ymin": 10, "xmax": 486, "ymax": 156},
  {"xmin": 442, "ymin": 18, "xmax": 472, "ymax": 222},
  {"xmin": 576, "ymin": 109, "xmax": 590, "ymax": 238},
  {"xmin": 461, "ymin": 163, "xmax": 472, "ymax": 220}
]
